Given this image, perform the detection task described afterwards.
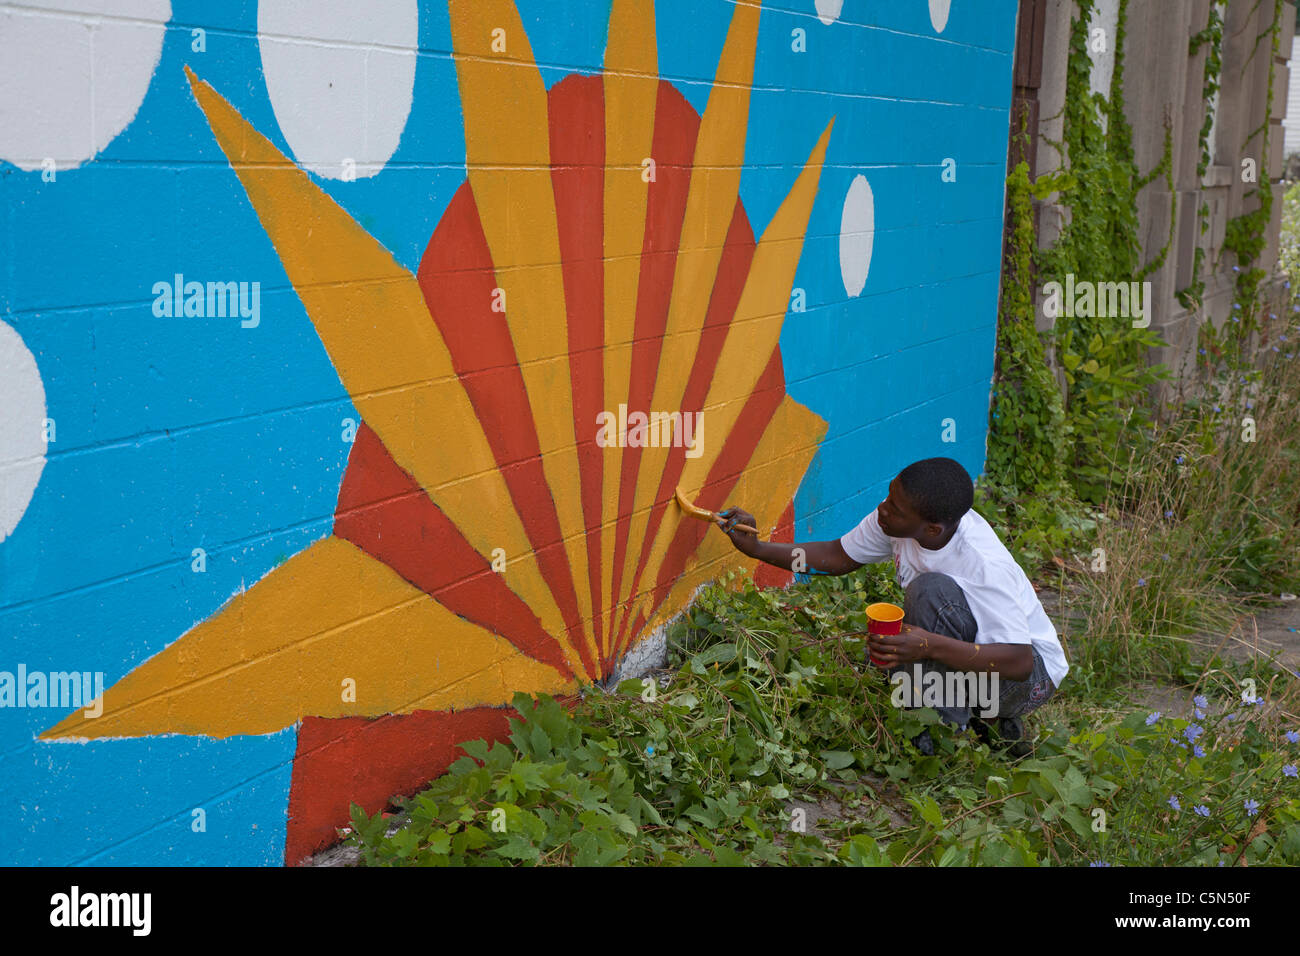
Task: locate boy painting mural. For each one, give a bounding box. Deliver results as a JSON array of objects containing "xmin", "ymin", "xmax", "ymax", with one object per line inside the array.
[{"xmin": 718, "ymin": 457, "xmax": 1067, "ymax": 756}]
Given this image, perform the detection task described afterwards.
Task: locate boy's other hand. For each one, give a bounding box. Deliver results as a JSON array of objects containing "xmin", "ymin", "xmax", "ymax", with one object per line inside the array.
[{"xmin": 868, "ymin": 624, "xmax": 937, "ymax": 666}]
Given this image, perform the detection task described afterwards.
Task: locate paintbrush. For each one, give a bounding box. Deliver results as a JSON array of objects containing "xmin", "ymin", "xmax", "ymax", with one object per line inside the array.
[{"xmin": 674, "ymin": 487, "xmax": 758, "ymax": 533}]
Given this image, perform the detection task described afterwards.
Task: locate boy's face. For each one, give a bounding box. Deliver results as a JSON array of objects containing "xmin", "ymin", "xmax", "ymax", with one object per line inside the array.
[{"xmin": 876, "ymin": 478, "xmax": 928, "ymax": 540}]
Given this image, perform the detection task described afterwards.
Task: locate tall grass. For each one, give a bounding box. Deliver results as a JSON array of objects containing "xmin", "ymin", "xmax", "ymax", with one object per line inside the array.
[{"xmin": 1058, "ymin": 299, "xmax": 1300, "ymax": 693}]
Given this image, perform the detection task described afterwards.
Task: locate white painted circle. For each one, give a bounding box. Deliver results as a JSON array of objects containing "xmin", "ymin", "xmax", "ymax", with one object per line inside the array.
[
  {"xmin": 0, "ymin": 0, "xmax": 170, "ymax": 172},
  {"xmin": 0, "ymin": 322, "xmax": 48, "ymax": 542},
  {"xmin": 815, "ymin": 0, "xmax": 844, "ymax": 25},
  {"xmin": 840, "ymin": 175, "xmax": 875, "ymax": 298},
  {"xmin": 929, "ymin": 0, "xmax": 952, "ymax": 33},
  {"xmin": 258, "ymin": 0, "xmax": 418, "ymax": 180}
]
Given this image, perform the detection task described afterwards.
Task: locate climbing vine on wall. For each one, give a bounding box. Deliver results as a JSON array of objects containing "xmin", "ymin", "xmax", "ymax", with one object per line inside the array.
[
  {"xmin": 1213, "ymin": 0, "xmax": 1286, "ymax": 368},
  {"xmin": 981, "ymin": 152, "xmax": 1091, "ymax": 573},
  {"xmin": 988, "ymin": 156, "xmax": 1073, "ymax": 499},
  {"xmin": 986, "ymin": 0, "xmax": 1288, "ymax": 565},
  {"xmin": 1031, "ymin": 0, "xmax": 1172, "ymax": 504},
  {"xmin": 1176, "ymin": 0, "xmax": 1225, "ymax": 311}
]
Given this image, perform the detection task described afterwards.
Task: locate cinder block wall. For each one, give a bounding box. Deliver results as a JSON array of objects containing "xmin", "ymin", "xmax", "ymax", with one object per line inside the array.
[
  {"xmin": 1030, "ymin": 0, "xmax": 1294, "ymax": 401},
  {"xmin": 0, "ymin": 0, "xmax": 1018, "ymax": 864}
]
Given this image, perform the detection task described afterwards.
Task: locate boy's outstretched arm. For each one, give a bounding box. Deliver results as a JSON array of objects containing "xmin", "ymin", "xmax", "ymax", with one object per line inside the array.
[{"xmin": 716, "ymin": 507, "xmax": 864, "ymax": 575}]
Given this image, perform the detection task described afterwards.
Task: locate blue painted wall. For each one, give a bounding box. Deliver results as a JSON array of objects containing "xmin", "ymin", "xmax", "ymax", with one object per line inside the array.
[{"xmin": 0, "ymin": 0, "xmax": 1017, "ymax": 864}]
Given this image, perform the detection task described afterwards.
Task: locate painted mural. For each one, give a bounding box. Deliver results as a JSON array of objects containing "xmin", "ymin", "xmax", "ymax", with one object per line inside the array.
[{"xmin": 1, "ymin": 0, "xmax": 1018, "ymax": 864}]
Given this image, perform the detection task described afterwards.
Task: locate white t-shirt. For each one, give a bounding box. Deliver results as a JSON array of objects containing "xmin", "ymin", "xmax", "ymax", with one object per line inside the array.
[{"xmin": 839, "ymin": 507, "xmax": 1069, "ymax": 687}]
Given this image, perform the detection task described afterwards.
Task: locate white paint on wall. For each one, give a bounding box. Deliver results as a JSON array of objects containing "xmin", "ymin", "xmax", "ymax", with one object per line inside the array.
[
  {"xmin": 0, "ymin": 322, "xmax": 48, "ymax": 543},
  {"xmin": 0, "ymin": 0, "xmax": 170, "ymax": 172},
  {"xmin": 258, "ymin": 0, "xmax": 418, "ymax": 181},
  {"xmin": 815, "ymin": 0, "xmax": 843, "ymax": 26},
  {"xmin": 929, "ymin": 0, "xmax": 952, "ymax": 34},
  {"xmin": 840, "ymin": 174, "xmax": 875, "ymax": 298}
]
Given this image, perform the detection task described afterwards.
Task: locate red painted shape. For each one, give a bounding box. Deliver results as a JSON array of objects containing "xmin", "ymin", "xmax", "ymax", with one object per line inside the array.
[
  {"xmin": 285, "ymin": 695, "xmax": 585, "ymax": 865},
  {"xmin": 608, "ymin": 81, "xmax": 702, "ymax": 647},
  {"xmin": 613, "ymin": 200, "xmax": 758, "ymax": 649},
  {"xmin": 548, "ymin": 75, "xmax": 608, "ymax": 671},
  {"xmin": 753, "ymin": 501, "xmax": 796, "ymax": 589},
  {"xmin": 284, "ymin": 708, "xmax": 513, "ymax": 865},
  {"xmin": 641, "ymin": 347, "xmax": 788, "ymax": 618},
  {"xmin": 334, "ymin": 422, "xmax": 573, "ymax": 679},
  {"xmin": 416, "ymin": 183, "xmax": 596, "ymax": 680}
]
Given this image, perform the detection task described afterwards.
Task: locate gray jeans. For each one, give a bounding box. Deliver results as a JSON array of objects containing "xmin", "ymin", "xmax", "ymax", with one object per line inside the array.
[{"xmin": 884, "ymin": 571, "xmax": 1055, "ymax": 727}]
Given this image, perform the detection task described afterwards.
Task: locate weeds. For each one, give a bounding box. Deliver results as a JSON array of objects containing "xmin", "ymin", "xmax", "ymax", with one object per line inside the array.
[
  {"xmin": 345, "ymin": 569, "xmax": 1300, "ymax": 866},
  {"xmin": 341, "ymin": 190, "xmax": 1300, "ymax": 868}
]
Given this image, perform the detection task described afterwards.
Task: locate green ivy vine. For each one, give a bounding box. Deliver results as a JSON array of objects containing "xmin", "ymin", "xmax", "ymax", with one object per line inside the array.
[
  {"xmin": 1215, "ymin": 0, "xmax": 1285, "ymax": 368},
  {"xmin": 987, "ymin": 152, "xmax": 1072, "ymax": 500},
  {"xmin": 1176, "ymin": 0, "xmax": 1225, "ymax": 312},
  {"xmin": 1027, "ymin": 0, "xmax": 1172, "ymax": 504}
]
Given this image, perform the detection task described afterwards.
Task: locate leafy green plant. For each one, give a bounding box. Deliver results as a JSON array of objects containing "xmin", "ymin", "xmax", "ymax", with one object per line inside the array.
[
  {"xmin": 343, "ymin": 567, "xmax": 1300, "ymax": 866},
  {"xmin": 987, "ymin": 160, "xmax": 1073, "ymax": 505},
  {"xmin": 1031, "ymin": 0, "xmax": 1174, "ymax": 505}
]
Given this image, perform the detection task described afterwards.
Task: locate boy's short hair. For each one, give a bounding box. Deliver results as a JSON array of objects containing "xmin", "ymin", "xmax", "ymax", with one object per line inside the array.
[{"xmin": 897, "ymin": 457, "xmax": 974, "ymax": 527}]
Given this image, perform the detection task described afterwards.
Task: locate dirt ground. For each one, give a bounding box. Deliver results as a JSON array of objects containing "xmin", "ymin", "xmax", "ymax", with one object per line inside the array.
[{"xmin": 1037, "ymin": 580, "xmax": 1300, "ymax": 725}]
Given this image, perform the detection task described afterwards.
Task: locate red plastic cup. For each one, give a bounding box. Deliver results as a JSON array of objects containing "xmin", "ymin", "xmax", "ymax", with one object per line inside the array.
[{"xmin": 865, "ymin": 602, "xmax": 905, "ymax": 667}]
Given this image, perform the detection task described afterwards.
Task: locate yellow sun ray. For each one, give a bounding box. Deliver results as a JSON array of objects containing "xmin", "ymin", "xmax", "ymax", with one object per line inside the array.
[
  {"xmin": 447, "ymin": 0, "xmax": 598, "ymax": 667},
  {"xmin": 599, "ymin": 0, "xmax": 660, "ymax": 658},
  {"xmin": 624, "ymin": 119, "xmax": 833, "ymax": 649},
  {"xmin": 41, "ymin": 536, "xmax": 574, "ymax": 740},
  {"xmin": 640, "ymin": 395, "xmax": 828, "ymax": 636},
  {"xmin": 613, "ymin": 0, "xmax": 764, "ymax": 631},
  {"xmin": 183, "ymin": 67, "xmax": 592, "ymax": 683}
]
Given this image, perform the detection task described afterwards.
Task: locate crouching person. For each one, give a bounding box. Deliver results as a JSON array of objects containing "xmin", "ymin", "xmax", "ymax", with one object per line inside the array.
[{"xmin": 717, "ymin": 457, "xmax": 1067, "ymax": 757}]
